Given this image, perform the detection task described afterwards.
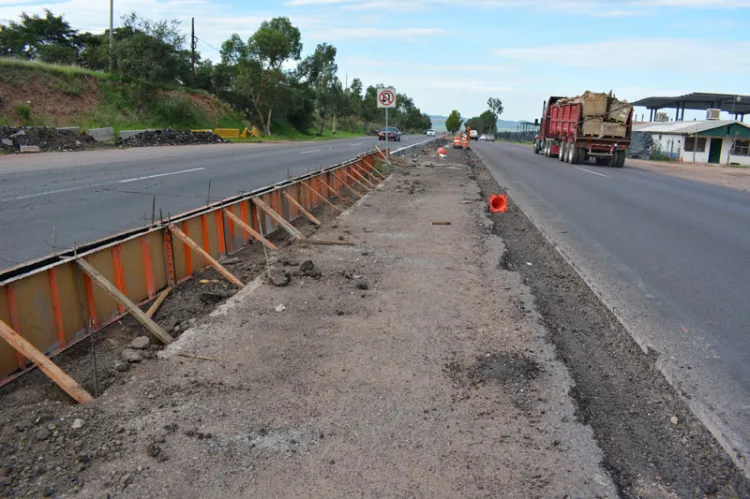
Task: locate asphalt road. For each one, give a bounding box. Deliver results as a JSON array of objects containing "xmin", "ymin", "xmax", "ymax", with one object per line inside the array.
[
  {"xmin": 0, "ymin": 135, "xmax": 416, "ymax": 268},
  {"xmin": 474, "ymin": 140, "xmax": 750, "ymax": 471}
]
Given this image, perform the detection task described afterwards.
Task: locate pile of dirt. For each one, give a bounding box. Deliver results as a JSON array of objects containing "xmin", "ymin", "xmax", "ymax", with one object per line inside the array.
[
  {"xmin": 117, "ymin": 129, "xmax": 228, "ymax": 147},
  {"xmin": 0, "ymin": 126, "xmax": 101, "ymax": 153}
]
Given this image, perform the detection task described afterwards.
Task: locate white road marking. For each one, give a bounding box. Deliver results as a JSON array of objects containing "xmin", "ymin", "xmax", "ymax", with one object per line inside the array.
[
  {"xmin": 349, "ymin": 142, "xmax": 362, "ymax": 146},
  {"xmin": 2, "ymin": 167, "xmax": 206, "ymax": 202},
  {"xmin": 300, "ymin": 149, "xmax": 321, "ymax": 154},
  {"xmin": 575, "ymin": 166, "xmax": 611, "ymax": 178},
  {"xmin": 118, "ymin": 167, "xmax": 205, "ymax": 184}
]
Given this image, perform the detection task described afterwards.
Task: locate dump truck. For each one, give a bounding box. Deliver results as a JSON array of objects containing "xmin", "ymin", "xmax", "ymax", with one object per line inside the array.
[{"xmin": 533, "ymin": 91, "xmax": 633, "ymax": 167}]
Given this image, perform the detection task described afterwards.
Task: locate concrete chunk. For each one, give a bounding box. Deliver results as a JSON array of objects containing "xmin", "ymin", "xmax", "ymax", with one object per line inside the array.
[
  {"xmin": 119, "ymin": 129, "xmax": 156, "ymax": 141},
  {"xmin": 87, "ymin": 127, "xmax": 114, "ymax": 142},
  {"xmin": 57, "ymin": 126, "xmax": 81, "ymax": 135},
  {"xmin": 20, "ymin": 145, "xmax": 40, "ymax": 153}
]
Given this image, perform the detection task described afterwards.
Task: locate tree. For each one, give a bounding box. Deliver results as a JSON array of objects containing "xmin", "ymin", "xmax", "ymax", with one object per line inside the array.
[
  {"xmin": 298, "ymin": 43, "xmax": 338, "ymax": 134},
  {"xmin": 487, "ymin": 97, "xmax": 504, "ymax": 117},
  {"xmin": 0, "ymin": 10, "xmax": 82, "ymax": 64},
  {"xmin": 246, "ymin": 17, "xmax": 302, "ymax": 135},
  {"xmin": 445, "ymin": 110, "xmax": 462, "ymax": 134}
]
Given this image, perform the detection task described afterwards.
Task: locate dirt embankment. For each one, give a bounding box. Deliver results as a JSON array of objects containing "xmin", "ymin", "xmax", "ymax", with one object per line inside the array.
[
  {"xmin": 626, "ymin": 158, "xmax": 750, "ymax": 192},
  {"xmin": 0, "ymin": 148, "xmax": 617, "ymax": 498}
]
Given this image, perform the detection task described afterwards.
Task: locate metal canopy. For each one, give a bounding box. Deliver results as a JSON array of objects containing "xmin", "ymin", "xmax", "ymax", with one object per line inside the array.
[{"xmin": 632, "ymin": 93, "xmax": 750, "ymax": 115}]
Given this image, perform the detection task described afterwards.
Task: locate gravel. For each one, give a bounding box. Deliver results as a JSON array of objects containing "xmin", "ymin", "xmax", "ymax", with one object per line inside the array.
[{"xmin": 117, "ymin": 129, "xmax": 228, "ymax": 147}]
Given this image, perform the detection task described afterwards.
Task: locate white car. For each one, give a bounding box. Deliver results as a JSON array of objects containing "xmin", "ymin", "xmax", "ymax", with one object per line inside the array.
[
  {"xmin": 470, "ymin": 129, "xmax": 479, "ymax": 140},
  {"xmin": 426, "ymin": 129, "xmax": 436, "ymax": 136}
]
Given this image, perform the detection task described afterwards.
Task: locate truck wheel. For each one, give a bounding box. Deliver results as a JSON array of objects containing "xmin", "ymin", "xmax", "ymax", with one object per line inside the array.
[
  {"xmin": 615, "ymin": 151, "xmax": 626, "ymax": 167},
  {"xmin": 544, "ymin": 142, "xmax": 550, "ymax": 157},
  {"xmin": 558, "ymin": 143, "xmax": 565, "ymax": 161},
  {"xmin": 533, "ymin": 142, "xmax": 540, "ymax": 154},
  {"xmin": 575, "ymin": 148, "xmax": 586, "ymax": 164},
  {"xmin": 568, "ymin": 144, "xmax": 577, "ymax": 164}
]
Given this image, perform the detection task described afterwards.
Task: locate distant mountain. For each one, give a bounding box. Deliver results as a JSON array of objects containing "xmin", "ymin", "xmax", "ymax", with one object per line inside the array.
[{"xmin": 429, "ymin": 115, "xmax": 528, "ymax": 133}]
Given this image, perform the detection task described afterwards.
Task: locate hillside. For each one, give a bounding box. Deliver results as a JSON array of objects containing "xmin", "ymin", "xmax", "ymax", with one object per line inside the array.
[
  {"xmin": 0, "ymin": 59, "xmax": 247, "ymax": 133},
  {"xmin": 429, "ymin": 115, "xmax": 525, "ymax": 132}
]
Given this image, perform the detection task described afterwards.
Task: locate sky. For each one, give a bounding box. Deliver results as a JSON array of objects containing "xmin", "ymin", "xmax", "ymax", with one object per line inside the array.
[{"xmin": 1, "ymin": 0, "xmax": 750, "ymax": 122}]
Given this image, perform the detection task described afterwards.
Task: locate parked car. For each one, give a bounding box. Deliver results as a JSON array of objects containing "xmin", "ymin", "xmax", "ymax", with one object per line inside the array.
[
  {"xmin": 426, "ymin": 129, "xmax": 436, "ymax": 136},
  {"xmin": 479, "ymin": 134, "xmax": 494, "ymax": 141},
  {"xmin": 378, "ymin": 127, "xmax": 401, "ymax": 141}
]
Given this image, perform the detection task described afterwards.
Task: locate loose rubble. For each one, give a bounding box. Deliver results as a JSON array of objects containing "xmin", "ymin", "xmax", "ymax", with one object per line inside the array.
[
  {"xmin": 117, "ymin": 129, "xmax": 228, "ymax": 147},
  {"xmin": 0, "ymin": 126, "xmax": 101, "ymax": 153}
]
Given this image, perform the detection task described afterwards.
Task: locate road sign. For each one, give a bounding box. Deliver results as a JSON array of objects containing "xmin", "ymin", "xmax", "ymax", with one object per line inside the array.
[{"xmin": 377, "ymin": 87, "xmax": 397, "ymax": 109}]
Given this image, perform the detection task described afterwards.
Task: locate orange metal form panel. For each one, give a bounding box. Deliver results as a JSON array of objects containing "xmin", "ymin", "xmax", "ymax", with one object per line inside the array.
[
  {"xmin": 6, "ymin": 284, "xmax": 26, "ymax": 368},
  {"xmin": 48, "ymin": 269, "xmax": 65, "ymax": 349},
  {"xmin": 226, "ymin": 209, "xmax": 236, "ymax": 252},
  {"xmin": 54, "ymin": 262, "xmax": 86, "ymax": 345},
  {"xmin": 182, "ymin": 221, "xmax": 193, "ymax": 277},
  {"xmin": 83, "ymin": 274, "xmax": 97, "ymax": 328},
  {"xmin": 0, "ymin": 286, "xmax": 19, "ymax": 379},
  {"xmin": 201, "ymin": 215, "xmax": 211, "ymax": 264},
  {"xmin": 121, "ymin": 237, "xmax": 147, "ymax": 304},
  {"xmin": 215, "ymin": 211, "xmax": 226, "ymax": 255},
  {"xmin": 12, "ymin": 272, "xmax": 60, "ymax": 360},
  {"xmin": 86, "ymin": 251, "xmax": 118, "ymax": 322},
  {"xmin": 240, "ymin": 202, "xmax": 250, "ymax": 243},
  {"xmin": 163, "ymin": 229, "xmax": 177, "ymax": 286},
  {"xmin": 203, "ymin": 212, "xmax": 220, "ymax": 261},
  {"xmin": 140, "ymin": 238, "xmax": 156, "ymax": 298},
  {"xmin": 111, "ymin": 245, "xmax": 126, "ymax": 314}
]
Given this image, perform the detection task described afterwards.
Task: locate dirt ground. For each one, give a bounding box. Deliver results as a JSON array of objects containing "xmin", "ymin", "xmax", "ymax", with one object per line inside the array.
[
  {"xmin": 0, "ymin": 149, "xmax": 620, "ymax": 498},
  {"xmin": 626, "ymin": 158, "xmax": 750, "ymax": 192}
]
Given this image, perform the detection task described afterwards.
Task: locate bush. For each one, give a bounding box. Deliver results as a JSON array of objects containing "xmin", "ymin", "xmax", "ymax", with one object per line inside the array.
[
  {"xmin": 15, "ymin": 104, "xmax": 32, "ymax": 124},
  {"xmin": 152, "ymin": 93, "xmax": 204, "ymax": 129}
]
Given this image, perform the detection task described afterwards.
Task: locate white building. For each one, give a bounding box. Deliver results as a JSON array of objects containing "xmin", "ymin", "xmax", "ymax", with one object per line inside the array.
[{"xmin": 633, "ymin": 120, "xmax": 750, "ymax": 166}]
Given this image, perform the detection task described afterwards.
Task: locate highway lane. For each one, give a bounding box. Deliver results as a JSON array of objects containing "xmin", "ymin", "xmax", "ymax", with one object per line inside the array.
[
  {"xmin": 474, "ymin": 140, "xmax": 750, "ymax": 471},
  {"xmin": 0, "ymin": 135, "xmax": 414, "ymax": 268}
]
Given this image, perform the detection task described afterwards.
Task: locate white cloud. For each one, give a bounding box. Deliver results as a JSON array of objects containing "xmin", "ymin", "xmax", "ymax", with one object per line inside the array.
[
  {"xmin": 492, "ymin": 38, "xmax": 750, "ymax": 72},
  {"xmin": 307, "ymin": 27, "xmax": 447, "ymax": 41}
]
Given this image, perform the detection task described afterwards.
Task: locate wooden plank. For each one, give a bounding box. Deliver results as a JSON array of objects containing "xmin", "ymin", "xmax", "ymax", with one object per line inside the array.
[
  {"xmin": 223, "ymin": 209, "xmax": 277, "ymax": 250},
  {"xmin": 361, "ymin": 158, "xmax": 387, "ymax": 180},
  {"xmin": 146, "ymin": 287, "xmax": 172, "ymax": 319},
  {"xmin": 251, "ymin": 197, "xmax": 306, "ymax": 240},
  {"xmin": 301, "ymin": 181, "xmax": 344, "ymax": 214},
  {"xmin": 318, "ymin": 178, "xmax": 354, "ymax": 206},
  {"xmin": 283, "ymin": 192, "xmax": 321, "ymax": 226},
  {"xmin": 354, "ymin": 161, "xmax": 380, "ymax": 184},
  {"xmin": 0, "ymin": 318, "xmax": 94, "ymax": 404},
  {"xmin": 76, "ymin": 259, "xmax": 174, "ymax": 345},
  {"xmin": 300, "ymin": 239, "xmax": 356, "ymax": 247},
  {"xmin": 344, "ymin": 170, "xmax": 371, "ymax": 192},
  {"xmin": 169, "ymin": 225, "xmax": 245, "ymax": 289},
  {"xmin": 350, "ymin": 165, "xmax": 376, "ymax": 189},
  {"xmin": 333, "ymin": 173, "xmax": 363, "ymax": 199}
]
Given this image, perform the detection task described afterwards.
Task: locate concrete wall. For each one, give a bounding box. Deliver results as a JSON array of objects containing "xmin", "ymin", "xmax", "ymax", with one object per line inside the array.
[
  {"xmin": 647, "ymin": 133, "xmax": 750, "ymax": 165},
  {"xmin": 87, "ymin": 127, "xmax": 114, "ymax": 142}
]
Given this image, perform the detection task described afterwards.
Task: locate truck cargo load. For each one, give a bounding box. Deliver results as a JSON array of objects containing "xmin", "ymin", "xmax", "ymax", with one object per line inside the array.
[{"xmin": 533, "ymin": 90, "xmax": 633, "ymax": 167}]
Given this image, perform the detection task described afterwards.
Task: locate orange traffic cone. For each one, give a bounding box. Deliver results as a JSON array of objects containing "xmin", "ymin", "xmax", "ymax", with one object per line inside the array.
[{"xmin": 489, "ymin": 194, "xmax": 507, "ymax": 213}]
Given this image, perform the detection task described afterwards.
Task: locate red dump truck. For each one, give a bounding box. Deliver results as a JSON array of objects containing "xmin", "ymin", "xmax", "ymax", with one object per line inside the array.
[{"xmin": 533, "ymin": 91, "xmax": 633, "ymax": 167}]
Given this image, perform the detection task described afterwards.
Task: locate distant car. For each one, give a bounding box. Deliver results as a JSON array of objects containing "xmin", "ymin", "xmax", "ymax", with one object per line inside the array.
[
  {"xmin": 426, "ymin": 129, "xmax": 436, "ymax": 136},
  {"xmin": 378, "ymin": 127, "xmax": 401, "ymax": 141},
  {"xmin": 470, "ymin": 130, "xmax": 479, "ymax": 141},
  {"xmin": 479, "ymin": 134, "xmax": 488, "ymax": 141}
]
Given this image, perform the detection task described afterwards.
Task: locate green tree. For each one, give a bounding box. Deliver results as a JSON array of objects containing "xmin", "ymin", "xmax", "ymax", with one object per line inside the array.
[
  {"xmin": 298, "ymin": 43, "xmax": 339, "ymax": 135},
  {"xmin": 0, "ymin": 10, "xmax": 82, "ymax": 64},
  {"xmin": 445, "ymin": 110, "xmax": 462, "ymax": 134},
  {"xmin": 487, "ymin": 97, "xmax": 504, "ymax": 117},
  {"xmin": 246, "ymin": 17, "xmax": 302, "ymax": 135}
]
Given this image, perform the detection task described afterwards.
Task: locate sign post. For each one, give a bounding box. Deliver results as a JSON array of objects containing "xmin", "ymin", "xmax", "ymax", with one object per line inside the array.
[{"xmin": 377, "ymin": 87, "xmax": 397, "ymax": 169}]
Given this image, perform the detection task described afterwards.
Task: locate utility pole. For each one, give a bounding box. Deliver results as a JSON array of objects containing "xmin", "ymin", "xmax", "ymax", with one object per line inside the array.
[
  {"xmin": 191, "ymin": 18, "xmax": 196, "ymax": 87},
  {"xmin": 108, "ymin": 0, "xmax": 114, "ymax": 72}
]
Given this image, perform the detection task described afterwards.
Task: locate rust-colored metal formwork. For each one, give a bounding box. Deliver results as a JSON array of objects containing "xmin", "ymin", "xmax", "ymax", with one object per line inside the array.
[{"xmin": 0, "ymin": 150, "xmax": 386, "ymax": 389}]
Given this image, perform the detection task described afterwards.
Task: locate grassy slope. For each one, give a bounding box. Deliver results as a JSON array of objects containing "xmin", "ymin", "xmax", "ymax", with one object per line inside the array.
[{"xmin": 0, "ymin": 59, "xmax": 366, "ymax": 141}]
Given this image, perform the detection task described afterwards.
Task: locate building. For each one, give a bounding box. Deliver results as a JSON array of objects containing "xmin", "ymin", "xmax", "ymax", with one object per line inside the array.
[
  {"xmin": 633, "ymin": 120, "xmax": 750, "ymax": 165},
  {"xmin": 631, "ymin": 92, "xmax": 750, "ymax": 122}
]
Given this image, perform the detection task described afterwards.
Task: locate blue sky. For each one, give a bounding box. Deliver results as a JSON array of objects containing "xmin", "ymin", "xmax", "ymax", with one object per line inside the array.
[{"xmin": 2, "ymin": 0, "xmax": 750, "ymax": 121}]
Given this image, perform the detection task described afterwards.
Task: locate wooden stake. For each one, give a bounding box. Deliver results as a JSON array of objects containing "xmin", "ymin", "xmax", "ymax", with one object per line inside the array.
[
  {"xmin": 350, "ymin": 165, "xmax": 376, "ymax": 189},
  {"xmin": 76, "ymin": 259, "xmax": 173, "ymax": 345},
  {"xmin": 319, "ymin": 177, "xmax": 354, "ymax": 206},
  {"xmin": 146, "ymin": 286, "xmax": 172, "ymax": 319},
  {"xmin": 333, "ymin": 173, "xmax": 363, "ymax": 199},
  {"xmin": 177, "ymin": 352, "xmax": 216, "ymax": 361},
  {"xmin": 169, "ymin": 225, "xmax": 244, "ymax": 288},
  {"xmin": 301, "ymin": 181, "xmax": 344, "ymax": 213},
  {"xmin": 300, "ymin": 239, "xmax": 356, "ymax": 247},
  {"xmin": 251, "ymin": 197, "xmax": 306, "ymax": 240},
  {"xmin": 283, "ymin": 192, "xmax": 321, "ymax": 226},
  {"xmin": 223, "ymin": 209, "xmax": 277, "ymax": 250},
  {"xmin": 431, "ymin": 221, "xmax": 452, "ymax": 226},
  {"xmin": 344, "ymin": 170, "xmax": 372, "ymax": 192},
  {"xmin": 361, "ymin": 158, "xmax": 386, "ymax": 180},
  {"xmin": 0, "ymin": 318, "xmax": 94, "ymax": 404}
]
